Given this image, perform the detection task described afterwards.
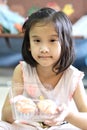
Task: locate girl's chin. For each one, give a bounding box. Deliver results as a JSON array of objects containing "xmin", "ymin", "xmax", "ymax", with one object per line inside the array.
[
  {"xmin": 37, "ymin": 62, "xmax": 54, "ymax": 67},
  {"xmin": 38, "ymin": 64, "xmax": 53, "ymax": 68}
]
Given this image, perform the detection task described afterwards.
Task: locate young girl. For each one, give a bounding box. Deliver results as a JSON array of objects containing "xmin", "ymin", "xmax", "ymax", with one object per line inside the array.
[{"xmin": 0, "ymin": 7, "xmax": 87, "ymax": 130}]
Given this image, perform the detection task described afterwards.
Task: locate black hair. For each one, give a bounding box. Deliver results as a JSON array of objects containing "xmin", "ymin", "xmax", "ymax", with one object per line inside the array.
[{"xmin": 22, "ymin": 7, "xmax": 75, "ymax": 74}]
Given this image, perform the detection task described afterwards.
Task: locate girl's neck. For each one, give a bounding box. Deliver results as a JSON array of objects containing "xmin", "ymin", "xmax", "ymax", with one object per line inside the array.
[
  {"xmin": 36, "ymin": 65, "xmax": 55, "ymax": 78},
  {"xmin": 36, "ymin": 65, "xmax": 63, "ymax": 89}
]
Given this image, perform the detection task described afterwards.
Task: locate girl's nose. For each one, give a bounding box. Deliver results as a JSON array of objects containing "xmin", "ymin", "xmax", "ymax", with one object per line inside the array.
[{"xmin": 40, "ymin": 46, "xmax": 49, "ymax": 53}]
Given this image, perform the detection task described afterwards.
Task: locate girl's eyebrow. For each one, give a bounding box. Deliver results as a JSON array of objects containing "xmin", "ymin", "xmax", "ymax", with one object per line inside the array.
[
  {"xmin": 31, "ymin": 35, "xmax": 39, "ymax": 38},
  {"xmin": 31, "ymin": 34, "xmax": 58, "ymax": 37},
  {"xmin": 51, "ymin": 34, "xmax": 58, "ymax": 37}
]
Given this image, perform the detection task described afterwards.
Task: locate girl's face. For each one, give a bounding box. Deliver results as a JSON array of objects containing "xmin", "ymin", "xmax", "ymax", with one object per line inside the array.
[{"xmin": 29, "ymin": 22, "xmax": 61, "ymax": 68}]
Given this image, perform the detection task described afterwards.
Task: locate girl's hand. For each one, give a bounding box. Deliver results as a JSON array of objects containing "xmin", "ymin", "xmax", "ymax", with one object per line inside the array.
[{"xmin": 44, "ymin": 103, "xmax": 69, "ymax": 127}]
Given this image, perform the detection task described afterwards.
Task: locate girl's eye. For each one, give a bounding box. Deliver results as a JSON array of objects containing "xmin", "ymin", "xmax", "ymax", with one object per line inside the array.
[
  {"xmin": 51, "ymin": 39, "xmax": 55, "ymax": 42},
  {"xmin": 34, "ymin": 39, "xmax": 40, "ymax": 43},
  {"xmin": 50, "ymin": 39, "xmax": 57, "ymax": 43}
]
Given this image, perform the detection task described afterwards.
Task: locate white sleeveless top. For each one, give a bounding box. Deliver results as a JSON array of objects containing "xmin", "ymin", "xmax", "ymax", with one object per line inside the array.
[
  {"xmin": 19, "ymin": 61, "xmax": 84, "ymax": 129},
  {"xmin": 20, "ymin": 61, "xmax": 84, "ymax": 106}
]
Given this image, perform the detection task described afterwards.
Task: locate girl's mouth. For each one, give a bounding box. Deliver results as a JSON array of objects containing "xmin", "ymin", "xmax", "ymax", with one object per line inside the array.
[{"xmin": 38, "ymin": 56, "xmax": 52, "ymax": 59}]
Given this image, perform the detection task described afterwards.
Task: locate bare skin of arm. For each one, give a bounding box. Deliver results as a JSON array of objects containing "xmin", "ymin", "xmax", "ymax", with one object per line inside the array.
[
  {"xmin": 1, "ymin": 64, "xmax": 23, "ymax": 123},
  {"xmin": 65, "ymin": 80, "xmax": 87, "ymax": 130}
]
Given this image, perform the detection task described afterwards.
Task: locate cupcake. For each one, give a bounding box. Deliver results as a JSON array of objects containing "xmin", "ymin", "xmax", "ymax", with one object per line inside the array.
[
  {"xmin": 37, "ymin": 99, "xmax": 58, "ymax": 115},
  {"xmin": 11, "ymin": 95, "xmax": 37, "ymax": 114}
]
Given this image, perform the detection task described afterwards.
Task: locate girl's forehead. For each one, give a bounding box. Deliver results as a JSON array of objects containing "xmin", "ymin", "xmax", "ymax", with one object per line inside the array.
[
  {"xmin": 30, "ymin": 21, "xmax": 55, "ymax": 30},
  {"xmin": 29, "ymin": 22, "xmax": 58, "ymax": 36}
]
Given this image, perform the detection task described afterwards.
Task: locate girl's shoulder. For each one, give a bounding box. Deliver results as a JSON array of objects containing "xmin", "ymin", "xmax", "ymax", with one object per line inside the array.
[
  {"xmin": 61, "ymin": 65, "xmax": 84, "ymax": 88},
  {"xmin": 20, "ymin": 61, "xmax": 35, "ymax": 73},
  {"xmin": 12, "ymin": 63, "xmax": 23, "ymax": 83},
  {"xmin": 19, "ymin": 61, "xmax": 36, "ymax": 83},
  {"xmin": 66, "ymin": 65, "xmax": 84, "ymax": 78},
  {"xmin": 13, "ymin": 63, "xmax": 22, "ymax": 76}
]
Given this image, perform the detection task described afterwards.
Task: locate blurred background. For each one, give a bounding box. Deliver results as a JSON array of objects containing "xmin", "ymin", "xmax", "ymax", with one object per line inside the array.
[{"xmin": 0, "ymin": 0, "xmax": 87, "ymax": 118}]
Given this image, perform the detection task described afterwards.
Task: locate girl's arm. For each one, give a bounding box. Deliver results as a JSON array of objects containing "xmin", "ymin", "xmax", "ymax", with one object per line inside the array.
[
  {"xmin": 1, "ymin": 94, "xmax": 14, "ymax": 123},
  {"xmin": 65, "ymin": 79, "xmax": 87, "ymax": 130},
  {"xmin": 1, "ymin": 64, "xmax": 23, "ymax": 123}
]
